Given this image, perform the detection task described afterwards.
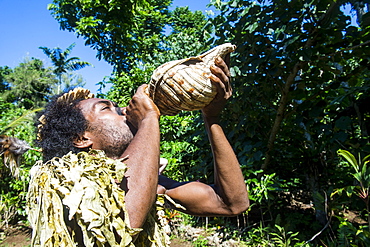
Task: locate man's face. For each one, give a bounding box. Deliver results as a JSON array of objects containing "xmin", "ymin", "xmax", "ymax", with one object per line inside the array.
[{"xmin": 78, "ymin": 98, "xmax": 134, "ymax": 158}]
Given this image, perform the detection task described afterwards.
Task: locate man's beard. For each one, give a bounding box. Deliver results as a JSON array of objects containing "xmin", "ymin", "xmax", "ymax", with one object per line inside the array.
[{"xmin": 88, "ymin": 121, "xmax": 134, "ymax": 158}]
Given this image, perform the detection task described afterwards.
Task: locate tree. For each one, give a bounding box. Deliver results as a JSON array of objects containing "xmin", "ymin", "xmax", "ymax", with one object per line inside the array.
[
  {"xmin": 210, "ymin": 0, "xmax": 370, "ymax": 172},
  {"xmin": 59, "ymin": 72, "xmax": 86, "ymax": 92},
  {"xmin": 207, "ymin": 0, "xmax": 370, "ymax": 240},
  {"xmin": 349, "ymin": 0, "xmax": 370, "ymax": 24},
  {"xmin": 0, "ymin": 66, "xmax": 11, "ymax": 93},
  {"xmin": 48, "ymin": 0, "xmax": 171, "ymax": 74},
  {"xmin": 2, "ymin": 58, "xmax": 57, "ymax": 109},
  {"xmin": 105, "ymin": 5, "xmax": 213, "ymax": 99},
  {"xmin": 39, "ymin": 43, "xmax": 91, "ymax": 94}
]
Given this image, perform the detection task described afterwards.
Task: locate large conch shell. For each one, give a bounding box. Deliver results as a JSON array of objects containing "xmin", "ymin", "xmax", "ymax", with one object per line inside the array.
[{"xmin": 146, "ymin": 43, "xmax": 236, "ymax": 115}]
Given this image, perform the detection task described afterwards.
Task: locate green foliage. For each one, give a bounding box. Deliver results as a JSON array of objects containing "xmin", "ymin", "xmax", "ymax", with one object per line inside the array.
[
  {"xmin": 309, "ymin": 149, "xmax": 370, "ymax": 246},
  {"xmin": 211, "ymin": 0, "xmax": 370, "ymax": 178},
  {"xmin": 170, "ymin": 7, "xmax": 209, "ymax": 34},
  {"xmin": 0, "ymin": 66, "xmax": 11, "ymax": 93},
  {"xmin": 333, "ymin": 218, "xmax": 370, "ymax": 247},
  {"xmin": 48, "ymin": 0, "xmax": 172, "ymax": 73},
  {"xmin": 270, "ymin": 225, "xmax": 302, "ymax": 247},
  {"xmin": 0, "ymin": 108, "xmax": 42, "ymax": 135},
  {"xmin": 2, "ymin": 58, "xmax": 56, "ymax": 109},
  {"xmin": 0, "ymin": 98, "xmax": 42, "ymax": 226},
  {"xmin": 105, "ymin": 65, "xmax": 154, "ymax": 104},
  {"xmin": 244, "ymin": 222, "xmax": 272, "ymax": 246},
  {"xmin": 192, "ymin": 235, "xmax": 208, "ymax": 247},
  {"xmin": 60, "ymin": 72, "xmax": 87, "ymax": 91},
  {"xmin": 203, "ymin": 0, "xmax": 370, "ymax": 244},
  {"xmin": 39, "ymin": 43, "xmax": 91, "ymax": 77},
  {"xmin": 237, "ymin": 222, "xmax": 308, "ymax": 247},
  {"xmin": 247, "ymin": 170, "xmax": 278, "ymax": 204},
  {"xmin": 334, "ymin": 149, "xmax": 370, "ymax": 224}
]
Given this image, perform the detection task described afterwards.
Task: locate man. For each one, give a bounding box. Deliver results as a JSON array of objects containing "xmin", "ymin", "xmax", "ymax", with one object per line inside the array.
[{"xmin": 27, "ymin": 56, "xmax": 249, "ymax": 246}]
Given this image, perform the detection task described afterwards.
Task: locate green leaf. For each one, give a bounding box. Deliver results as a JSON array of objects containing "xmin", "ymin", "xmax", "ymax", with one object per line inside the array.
[{"xmin": 337, "ymin": 150, "xmax": 359, "ymax": 173}]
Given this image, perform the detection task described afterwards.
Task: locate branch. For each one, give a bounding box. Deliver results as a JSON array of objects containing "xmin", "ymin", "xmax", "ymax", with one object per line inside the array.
[
  {"xmin": 319, "ymin": 40, "xmax": 370, "ymax": 60},
  {"xmin": 260, "ymin": 61, "xmax": 302, "ymax": 171},
  {"xmin": 260, "ymin": 1, "xmax": 341, "ymax": 172}
]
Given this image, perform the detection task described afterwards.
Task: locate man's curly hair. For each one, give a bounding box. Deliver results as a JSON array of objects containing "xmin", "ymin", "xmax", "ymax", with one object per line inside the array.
[{"xmin": 36, "ymin": 94, "xmax": 89, "ymax": 162}]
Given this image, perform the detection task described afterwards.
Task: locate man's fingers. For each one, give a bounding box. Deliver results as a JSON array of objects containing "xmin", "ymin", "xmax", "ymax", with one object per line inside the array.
[
  {"xmin": 209, "ymin": 73, "xmax": 226, "ymax": 95},
  {"xmin": 137, "ymin": 84, "xmax": 149, "ymax": 94},
  {"xmin": 215, "ymin": 55, "xmax": 231, "ymax": 77},
  {"xmin": 210, "ymin": 64, "xmax": 230, "ymax": 85}
]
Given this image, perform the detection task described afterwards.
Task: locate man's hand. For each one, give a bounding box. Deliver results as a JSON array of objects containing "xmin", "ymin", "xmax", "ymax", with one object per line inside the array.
[
  {"xmin": 125, "ymin": 84, "xmax": 160, "ymax": 129},
  {"xmin": 202, "ymin": 54, "xmax": 232, "ymax": 118}
]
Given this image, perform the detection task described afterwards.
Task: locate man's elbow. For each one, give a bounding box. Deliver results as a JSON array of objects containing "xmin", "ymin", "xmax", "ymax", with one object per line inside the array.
[
  {"xmin": 231, "ymin": 202, "xmax": 250, "ymax": 216},
  {"xmin": 227, "ymin": 197, "xmax": 250, "ymax": 216}
]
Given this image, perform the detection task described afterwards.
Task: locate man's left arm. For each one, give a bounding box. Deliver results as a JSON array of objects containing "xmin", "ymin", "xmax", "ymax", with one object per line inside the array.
[
  {"xmin": 159, "ymin": 118, "xmax": 249, "ymax": 216},
  {"xmin": 159, "ymin": 56, "xmax": 249, "ymax": 216}
]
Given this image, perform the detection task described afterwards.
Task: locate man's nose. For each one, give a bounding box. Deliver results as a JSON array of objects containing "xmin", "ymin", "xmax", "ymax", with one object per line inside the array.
[{"xmin": 115, "ymin": 107, "xmax": 126, "ymax": 116}]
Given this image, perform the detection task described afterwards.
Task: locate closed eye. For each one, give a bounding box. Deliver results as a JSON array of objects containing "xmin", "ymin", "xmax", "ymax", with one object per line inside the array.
[
  {"xmin": 98, "ymin": 101, "xmax": 114, "ymax": 111},
  {"xmin": 93, "ymin": 100, "xmax": 116, "ymax": 112}
]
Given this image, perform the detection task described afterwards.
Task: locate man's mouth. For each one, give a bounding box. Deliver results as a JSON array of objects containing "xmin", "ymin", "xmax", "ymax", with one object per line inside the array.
[{"xmin": 115, "ymin": 107, "xmax": 124, "ymax": 116}]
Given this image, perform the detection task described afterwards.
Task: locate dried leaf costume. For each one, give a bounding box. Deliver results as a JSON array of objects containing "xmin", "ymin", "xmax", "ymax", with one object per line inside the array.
[{"xmin": 27, "ymin": 150, "xmax": 170, "ymax": 247}]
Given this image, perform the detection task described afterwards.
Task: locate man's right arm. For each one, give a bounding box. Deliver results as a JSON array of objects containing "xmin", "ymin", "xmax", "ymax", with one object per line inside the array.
[{"xmin": 119, "ymin": 84, "xmax": 161, "ymax": 229}]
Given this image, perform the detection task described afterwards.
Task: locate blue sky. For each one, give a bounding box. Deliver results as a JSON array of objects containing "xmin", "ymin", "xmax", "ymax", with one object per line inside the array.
[{"xmin": 0, "ymin": 0, "xmax": 216, "ymax": 94}]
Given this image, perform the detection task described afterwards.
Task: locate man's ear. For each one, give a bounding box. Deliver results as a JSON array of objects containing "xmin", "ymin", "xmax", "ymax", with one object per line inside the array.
[{"xmin": 73, "ymin": 132, "xmax": 93, "ymax": 149}]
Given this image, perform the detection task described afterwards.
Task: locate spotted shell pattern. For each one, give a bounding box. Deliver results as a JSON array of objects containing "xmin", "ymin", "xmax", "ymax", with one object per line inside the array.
[{"xmin": 146, "ymin": 43, "xmax": 236, "ymax": 115}]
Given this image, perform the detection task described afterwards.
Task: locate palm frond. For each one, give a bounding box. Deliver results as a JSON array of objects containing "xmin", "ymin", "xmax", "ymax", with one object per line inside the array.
[
  {"xmin": 64, "ymin": 43, "xmax": 76, "ymax": 56},
  {"xmin": 38, "ymin": 46, "xmax": 53, "ymax": 57},
  {"xmin": 1, "ymin": 108, "xmax": 43, "ymax": 135},
  {"xmin": 66, "ymin": 61, "xmax": 92, "ymax": 71}
]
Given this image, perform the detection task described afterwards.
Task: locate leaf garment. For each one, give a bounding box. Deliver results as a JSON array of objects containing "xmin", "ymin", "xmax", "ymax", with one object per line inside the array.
[{"xmin": 26, "ymin": 150, "xmax": 170, "ymax": 247}]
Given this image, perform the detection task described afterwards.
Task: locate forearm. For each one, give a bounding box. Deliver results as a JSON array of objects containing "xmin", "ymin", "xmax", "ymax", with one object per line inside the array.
[
  {"xmin": 204, "ymin": 116, "xmax": 249, "ymax": 214},
  {"xmin": 120, "ymin": 116, "xmax": 160, "ymax": 228},
  {"xmin": 156, "ymin": 118, "xmax": 248, "ymax": 216}
]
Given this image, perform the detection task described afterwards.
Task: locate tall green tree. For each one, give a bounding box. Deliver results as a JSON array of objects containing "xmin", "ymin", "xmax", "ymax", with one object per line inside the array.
[
  {"xmin": 208, "ymin": 0, "xmax": 370, "ymax": 236},
  {"xmin": 156, "ymin": 6, "xmax": 213, "ymax": 63},
  {"xmin": 39, "ymin": 43, "xmax": 91, "ymax": 94},
  {"xmin": 48, "ymin": 0, "xmax": 171, "ymax": 74},
  {"xmin": 2, "ymin": 58, "xmax": 57, "ymax": 109},
  {"xmin": 59, "ymin": 72, "xmax": 86, "ymax": 92}
]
